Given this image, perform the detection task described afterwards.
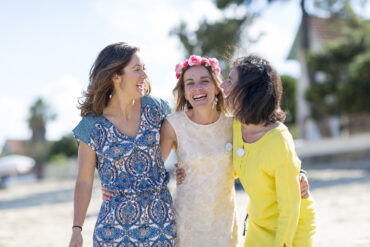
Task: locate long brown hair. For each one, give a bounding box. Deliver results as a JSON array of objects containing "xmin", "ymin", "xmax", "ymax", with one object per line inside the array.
[
  {"xmin": 228, "ymin": 55, "xmax": 285, "ymax": 126},
  {"xmin": 78, "ymin": 42, "xmax": 151, "ymax": 116},
  {"xmin": 172, "ymin": 65, "xmax": 225, "ymax": 113}
]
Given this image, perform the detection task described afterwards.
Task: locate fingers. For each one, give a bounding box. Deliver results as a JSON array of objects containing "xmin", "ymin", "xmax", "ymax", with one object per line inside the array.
[
  {"xmin": 69, "ymin": 232, "xmax": 83, "ymax": 247},
  {"xmin": 175, "ymin": 168, "xmax": 185, "ymax": 176},
  {"xmin": 101, "ymin": 186, "xmax": 114, "ymax": 201},
  {"xmin": 299, "ymin": 174, "xmax": 309, "ymax": 190},
  {"xmin": 301, "ymin": 190, "xmax": 310, "ymax": 199},
  {"xmin": 174, "ymin": 168, "xmax": 186, "ymax": 185}
]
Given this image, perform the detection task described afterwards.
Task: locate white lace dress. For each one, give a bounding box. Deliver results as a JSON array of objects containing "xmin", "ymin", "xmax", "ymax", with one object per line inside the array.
[{"xmin": 166, "ymin": 111, "xmax": 238, "ymax": 247}]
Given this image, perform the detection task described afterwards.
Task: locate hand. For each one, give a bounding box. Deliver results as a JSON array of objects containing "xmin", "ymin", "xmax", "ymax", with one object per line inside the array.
[
  {"xmin": 299, "ymin": 173, "xmax": 310, "ymax": 199},
  {"xmin": 174, "ymin": 163, "xmax": 186, "ymax": 185},
  {"xmin": 102, "ymin": 186, "xmax": 114, "ymax": 201},
  {"xmin": 69, "ymin": 229, "xmax": 83, "ymax": 247}
]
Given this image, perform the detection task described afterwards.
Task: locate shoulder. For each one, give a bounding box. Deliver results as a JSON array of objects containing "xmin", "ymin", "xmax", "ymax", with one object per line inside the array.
[
  {"xmin": 265, "ymin": 123, "xmax": 300, "ymax": 167},
  {"xmin": 221, "ymin": 114, "xmax": 233, "ymax": 126},
  {"xmin": 166, "ymin": 111, "xmax": 184, "ymax": 122},
  {"xmin": 72, "ymin": 114, "xmax": 103, "ymax": 150},
  {"xmin": 142, "ymin": 95, "xmax": 171, "ymax": 115},
  {"xmin": 267, "ymin": 124, "xmax": 294, "ymax": 150},
  {"xmin": 74, "ymin": 114, "xmax": 100, "ymax": 131}
]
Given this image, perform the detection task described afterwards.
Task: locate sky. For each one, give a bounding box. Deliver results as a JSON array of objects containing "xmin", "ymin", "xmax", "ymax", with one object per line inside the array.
[{"xmin": 1, "ymin": 0, "xmax": 367, "ymax": 147}]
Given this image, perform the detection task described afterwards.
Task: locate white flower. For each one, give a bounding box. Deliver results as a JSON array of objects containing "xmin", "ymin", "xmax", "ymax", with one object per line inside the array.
[
  {"xmin": 237, "ymin": 148, "xmax": 245, "ymax": 157},
  {"xmin": 225, "ymin": 142, "xmax": 233, "ymax": 151}
]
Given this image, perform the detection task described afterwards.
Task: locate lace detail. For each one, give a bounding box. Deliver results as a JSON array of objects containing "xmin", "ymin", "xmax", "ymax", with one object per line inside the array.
[{"xmin": 167, "ymin": 111, "xmax": 239, "ymax": 247}]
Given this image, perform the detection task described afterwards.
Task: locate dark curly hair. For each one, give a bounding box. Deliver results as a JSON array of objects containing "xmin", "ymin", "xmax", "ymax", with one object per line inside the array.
[{"xmin": 228, "ymin": 55, "xmax": 285, "ymax": 125}]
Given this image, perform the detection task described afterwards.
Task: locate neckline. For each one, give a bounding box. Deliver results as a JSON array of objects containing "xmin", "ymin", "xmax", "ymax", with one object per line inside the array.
[
  {"xmin": 183, "ymin": 110, "xmax": 222, "ymax": 127},
  {"xmin": 241, "ymin": 122, "xmax": 285, "ymax": 147},
  {"xmin": 101, "ymin": 97, "xmax": 143, "ymax": 140}
]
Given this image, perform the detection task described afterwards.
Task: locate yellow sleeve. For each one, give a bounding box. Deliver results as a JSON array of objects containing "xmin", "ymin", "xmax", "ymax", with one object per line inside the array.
[{"xmin": 272, "ymin": 135, "xmax": 301, "ymax": 247}]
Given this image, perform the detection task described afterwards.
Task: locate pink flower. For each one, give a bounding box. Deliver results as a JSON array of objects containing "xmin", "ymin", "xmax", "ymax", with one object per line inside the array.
[
  {"xmin": 214, "ymin": 67, "xmax": 221, "ymax": 76},
  {"xmin": 175, "ymin": 63, "xmax": 183, "ymax": 74},
  {"xmin": 188, "ymin": 55, "xmax": 202, "ymax": 66},
  {"xmin": 209, "ymin": 58, "xmax": 219, "ymax": 68},
  {"xmin": 174, "ymin": 56, "xmax": 221, "ymax": 79},
  {"xmin": 201, "ymin": 58, "xmax": 209, "ymax": 64}
]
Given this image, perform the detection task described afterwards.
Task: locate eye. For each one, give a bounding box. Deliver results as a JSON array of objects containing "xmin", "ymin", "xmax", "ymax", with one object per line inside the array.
[
  {"xmin": 201, "ymin": 80, "xmax": 210, "ymax": 84},
  {"xmin": 186, "ymin": 82, "xmax": 194, "ymax": 86}
]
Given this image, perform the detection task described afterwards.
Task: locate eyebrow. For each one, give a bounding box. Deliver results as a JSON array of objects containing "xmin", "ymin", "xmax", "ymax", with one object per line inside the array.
[
  {"xmin": 185, "ymin": 75, "xmax": 210, "ymax": 81},
  {"xmin": 131, "ymin": 64, "xmax": 143, "ymax": 68}
]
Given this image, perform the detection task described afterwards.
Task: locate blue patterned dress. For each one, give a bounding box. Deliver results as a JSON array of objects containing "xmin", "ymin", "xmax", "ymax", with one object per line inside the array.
[{"xmin": 73, "ymin": 95, "xmax": 177, "ymax": 247}]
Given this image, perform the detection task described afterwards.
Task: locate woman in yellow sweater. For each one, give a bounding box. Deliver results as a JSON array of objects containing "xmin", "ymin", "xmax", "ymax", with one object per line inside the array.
[{"xmin": 221, "ymin": 55, "xmax": 316, "ymax": 247}]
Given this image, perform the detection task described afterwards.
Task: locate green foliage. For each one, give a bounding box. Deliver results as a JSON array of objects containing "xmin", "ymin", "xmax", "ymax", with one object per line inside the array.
[
  {"xmin": 48, "ymin": 134, "xmax": 78, "ymax": 160},
  {"xmin": 306, "ymin": 19, "xmax": 370, "ymax": 119},
  {"xmin": 280, "ymin": 75, "xmax": 296, "ymax": 125},
  {"xmin": 28, "ymin": 98, "xmax": 56, "ymax": 143},
  {"xmin": 215, "ymin": 0, "xmax": 250, "ymax": 9},
  {"xmin": 170, "ymin": 17, "xmax": 248, "ymax": 77}
]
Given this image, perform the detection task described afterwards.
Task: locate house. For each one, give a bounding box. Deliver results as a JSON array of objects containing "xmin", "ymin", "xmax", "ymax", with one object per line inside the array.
[
  {"xmin": 2, "ymin": 139, "xmax": 29, "ymax": 155},
  {"xmin": 287, "ymin": 16, "xmax": 344, "ymax": 140}
]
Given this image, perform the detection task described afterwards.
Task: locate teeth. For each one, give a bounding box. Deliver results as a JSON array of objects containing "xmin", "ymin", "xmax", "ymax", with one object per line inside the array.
[{"xmin": 193, "ymin": 94, "xmax": 206, "ymax": 100}]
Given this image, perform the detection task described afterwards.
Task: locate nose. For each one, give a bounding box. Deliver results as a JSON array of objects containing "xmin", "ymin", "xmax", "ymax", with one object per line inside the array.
[
  {"xmin": 141, "ymin": 70, "xmax": 148, "ymax": 79},
  {"xmin": 194, "ymin": 82, "xmax": 203, "ymax": 90}
]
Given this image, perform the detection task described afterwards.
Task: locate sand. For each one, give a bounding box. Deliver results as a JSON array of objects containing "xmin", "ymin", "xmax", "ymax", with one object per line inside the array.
[{"xmin": 0, "ymin": 160, "xmax": 369, "ymax": 247}]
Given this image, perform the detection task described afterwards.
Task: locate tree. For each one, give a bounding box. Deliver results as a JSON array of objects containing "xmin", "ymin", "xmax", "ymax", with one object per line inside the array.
[
  {"xmin": 170, "ymin": 4, "xmax": 251, "ymax": 77},
  {"xmin": 280, "ymin": 75, "xmax": 297, "ymax": 126},
  {"xmin": 306, "ymin": 19, "xmax": 370, "ymax": 133},
  {"xmin": 28, "ymin": 98, "xmax": 55, "ymax": 179},
  {"xmin": 48, "ymin": 134, "xmax": 78, "ymax": 160},
  {"xmin": 171, "ymin": 0, "xmax": 368, "ymax": 137}
]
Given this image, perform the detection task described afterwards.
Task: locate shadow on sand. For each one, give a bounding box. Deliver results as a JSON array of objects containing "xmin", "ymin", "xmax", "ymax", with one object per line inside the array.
[{"xmin": 0, "ymin": 187, "xmax": 74, "ymax": 210}]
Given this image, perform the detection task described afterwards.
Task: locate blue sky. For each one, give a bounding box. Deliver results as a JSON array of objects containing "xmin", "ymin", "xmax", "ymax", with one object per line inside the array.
[{"xmin": 2, "ymin": 0, "xmax": 367, "ymax": 147}]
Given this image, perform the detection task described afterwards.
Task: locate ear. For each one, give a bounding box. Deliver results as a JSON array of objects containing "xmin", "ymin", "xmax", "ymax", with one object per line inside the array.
[{"xmin": 112, "ymin": 73, "xmax": 120, "ymax": 85}]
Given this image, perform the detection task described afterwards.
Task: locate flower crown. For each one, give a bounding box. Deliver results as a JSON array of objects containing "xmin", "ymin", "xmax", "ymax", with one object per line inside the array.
[{"xmin": 175, "ymin": 55, "xmax": 221, "ymax": 79}]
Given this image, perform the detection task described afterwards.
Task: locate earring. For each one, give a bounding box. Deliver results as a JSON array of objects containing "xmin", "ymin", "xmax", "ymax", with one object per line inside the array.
[
  {"xmin": 213, "ymin": 96, "xmax": 218, "ymax": 105},
  {"xmin": 109, "ymin": 94, "xmax": 112, "ymax": 99}
]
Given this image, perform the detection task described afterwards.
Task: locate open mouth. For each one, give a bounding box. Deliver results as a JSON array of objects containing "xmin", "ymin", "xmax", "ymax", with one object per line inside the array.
[{"xmin": 192, "ymin": 94, "xmax": 207, "ymax": 101}]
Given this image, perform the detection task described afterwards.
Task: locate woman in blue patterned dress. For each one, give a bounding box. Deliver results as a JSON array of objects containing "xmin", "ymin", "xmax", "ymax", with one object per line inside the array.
[{"xmin": 68, "ymin": 42, "xmax": 176, "ymax": 247}]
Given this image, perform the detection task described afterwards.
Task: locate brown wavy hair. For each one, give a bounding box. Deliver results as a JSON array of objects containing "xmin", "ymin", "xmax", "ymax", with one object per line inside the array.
[
  {"xmin": 172, "ymin": 65, "xmax": 225, "ymax": 113},
  {"xmin": 228, "ymin": 55, "xmax": 286, "ymax": 125},
  {"xmin": 78, "ymin": 42, "xmax": 151, "ymax": 117}
]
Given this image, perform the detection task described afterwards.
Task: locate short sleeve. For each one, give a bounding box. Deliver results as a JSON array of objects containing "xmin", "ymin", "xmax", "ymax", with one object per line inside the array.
[
  {"xmin": 159, "ymin": 98, "xmax": 171, "ymax": 117},
  {"xmin": 72, "ymin": 115, "xmax": 97, "ymax": 151},
  {"xmin": 142, "ymin": 95, "xmax": 172, "ymax": 125}
]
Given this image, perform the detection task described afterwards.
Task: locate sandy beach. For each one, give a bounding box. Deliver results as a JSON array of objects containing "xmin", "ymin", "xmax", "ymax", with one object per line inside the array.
[{"xmin": 1, "ymin": 159, "xmax": 370, "ymax": 247}]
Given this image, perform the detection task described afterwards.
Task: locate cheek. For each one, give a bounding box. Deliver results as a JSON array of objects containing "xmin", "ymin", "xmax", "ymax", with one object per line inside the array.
[{"xmin": 184, "ymin": 87, "xmax": 191, "ymax": 99}]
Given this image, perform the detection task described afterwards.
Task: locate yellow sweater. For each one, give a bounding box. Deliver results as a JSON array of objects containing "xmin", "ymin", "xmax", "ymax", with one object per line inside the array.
[{"xmin": 233, "ymin": 120, "xmax": 316, "ymax": 247}]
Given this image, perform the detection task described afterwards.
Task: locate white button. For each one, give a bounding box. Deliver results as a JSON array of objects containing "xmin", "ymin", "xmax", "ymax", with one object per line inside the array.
[
  {"xmin": 237, "ymin": 148, "xmax": 245, "ymax": 157},
  {"xmin": 225, "ymin": 142, "xmax": 233, "ymax": 151}
]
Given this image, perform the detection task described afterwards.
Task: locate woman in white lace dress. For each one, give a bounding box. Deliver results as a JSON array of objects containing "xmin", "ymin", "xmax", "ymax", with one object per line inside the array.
[{"xmin": 160, "ymin": 55, "xmax": 238, "ymax": 247}]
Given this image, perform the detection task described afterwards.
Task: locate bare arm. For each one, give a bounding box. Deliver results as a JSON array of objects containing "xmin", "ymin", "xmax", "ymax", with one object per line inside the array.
[
  {"xmin": 160, "ymin": 119, "xmax": 177, "ymax": 162},
  {"xmin": 69, "ymin": 142, "xmax": 96, "ymax": 247}
]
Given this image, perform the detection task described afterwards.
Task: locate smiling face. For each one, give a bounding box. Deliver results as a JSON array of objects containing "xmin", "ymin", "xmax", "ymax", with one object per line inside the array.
[
  {"xmin": 183, "ymin": 65, "xmax": 219, "ymax": 110},
  {"xmin": 114, "ymin": 52, "xmax": 148, "ymax": 99},
  {"xmin": 220, "ymin": 67, "xmax": 238, "ymax": 102}
]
